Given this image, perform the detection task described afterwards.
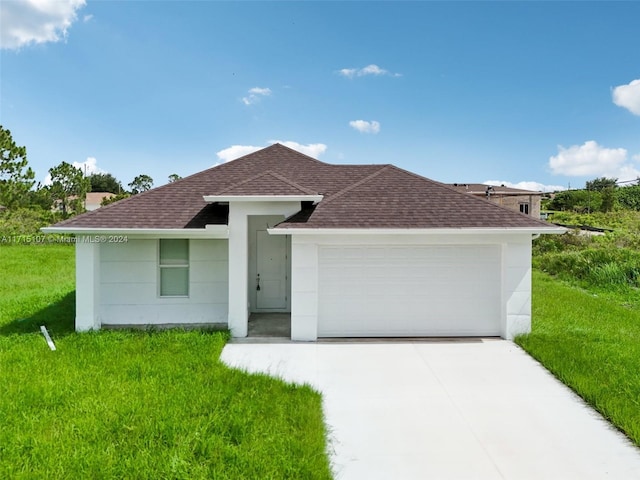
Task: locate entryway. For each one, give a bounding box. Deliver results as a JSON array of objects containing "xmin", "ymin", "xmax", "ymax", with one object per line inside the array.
[
  {"xmin": 255, "ymin": 231, "xmax": 287, "ymax": 309},
  {"xmin": 247, "ymin": 313, "xmax": 291, "ymax": 338},
  {"xmin": 248, "ymin": 215, "xmax": 291, "ymax": 315}
]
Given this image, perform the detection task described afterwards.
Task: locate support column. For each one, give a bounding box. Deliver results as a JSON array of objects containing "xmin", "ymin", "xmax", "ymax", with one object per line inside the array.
[
  {"xmin": 228, "ymin": 205, "xmax": 249, "ymax": 337},
  {"xmin": 75, "ymin": 238, "xmax": 101, "ymax": 331},
  {"xmin": 502, "ymin": 238, "xmax": 532, "ymax": 340},
  {"xmin": 291, "ymin": 239, "xmax": 318, "ymax": 341}
]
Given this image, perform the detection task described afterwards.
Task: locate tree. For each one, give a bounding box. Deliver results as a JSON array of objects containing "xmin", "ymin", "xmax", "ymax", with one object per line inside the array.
[
  {"xmin": 101, "ymin": 192, "xmax": 130, "ymax": 206},
  {"xmin": 600, "ymin": 186, "xmax": 616, "ymax": 212},
  {"xmin": 89, "ymin": 173, "xmax": 123, "ymax": 194},
  {"xmin": 616, "ymin": 185, "xmax": 640, "ymax": 211},
  {"xmin": 168, "ymin": 173, "xmax": 182, "ymax": 183},
  {"xmin": 24, "ymin": 183, "xmax": 53, "ymax": 211},
  {"xmin": 49, "ymin": 161, "xmax": 90, "ymax": 215},
  {"xmin": 585, "ymin": 177, "xmax": 617, "ymax": 192},
  {"xmin": 547, "ymin": 190, "xmax": 602, "ymax": 213},
  {"xmin": 128, "ymin": 174, "xmax": 153, "ymax": 194},
  {"xmin": 0, "ymin": 126, "xmax": 35, "ymax": 208}
]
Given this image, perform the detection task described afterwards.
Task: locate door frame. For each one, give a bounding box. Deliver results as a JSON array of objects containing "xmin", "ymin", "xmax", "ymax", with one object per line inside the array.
[{"xmin": 248, "ymin": 215, "xmax": 291, "ymax": 313}]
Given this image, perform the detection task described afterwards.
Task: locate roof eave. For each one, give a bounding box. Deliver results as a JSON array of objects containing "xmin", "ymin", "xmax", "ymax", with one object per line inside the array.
[
  {"xmin": 203, "ymin": 195, "xmax": 323, "ymax": 203},
  {"xmin": 267, "ymin": 227, "xmax": 567, "ymax": 235},
  {"xmin": 41, "ymin": 226, "xmax": 229, "ymax": 239}
]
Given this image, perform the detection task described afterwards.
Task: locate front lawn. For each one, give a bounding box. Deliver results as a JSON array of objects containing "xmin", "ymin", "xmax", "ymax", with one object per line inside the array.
[
  {"xmin": 517, "ymin": 270, "xmax": 640, "ymax": 446},
  {"xmin": 0, "ymin": 245, "xmax": 331, "ymax": 479}
]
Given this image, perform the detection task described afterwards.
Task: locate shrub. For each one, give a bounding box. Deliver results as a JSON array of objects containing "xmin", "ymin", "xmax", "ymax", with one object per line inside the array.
[
  {"xmin": 536, "ymin": 246, "xmax": 640, "ymax": 289},
  {"xmin": 0, "ymin": 207, "xmax": 62, "ymax": 236}
]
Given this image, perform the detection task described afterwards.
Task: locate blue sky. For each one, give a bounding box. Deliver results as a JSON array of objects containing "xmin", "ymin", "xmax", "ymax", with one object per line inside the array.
[{"xmin": 1, "ymin": 1, "xmax": 639, "ymax": 192}]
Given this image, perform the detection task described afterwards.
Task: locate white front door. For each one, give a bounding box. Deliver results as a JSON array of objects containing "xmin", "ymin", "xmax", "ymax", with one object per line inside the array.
[{"xmin": 256, "ymin": 230, "xmax": 287, "ymax": 309}]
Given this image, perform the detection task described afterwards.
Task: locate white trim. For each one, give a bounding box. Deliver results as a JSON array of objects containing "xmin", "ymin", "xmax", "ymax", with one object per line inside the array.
[
  {"xmin": 267, "ymin": 227, "xmax": 566, "ymax": 236},
  {"xmin": 203, "ymin": 195, "xmax": 323, "ymax": 203},
  {"xmin": 41, "ymin": 227, "xmax": 229, "ymax": 238}
]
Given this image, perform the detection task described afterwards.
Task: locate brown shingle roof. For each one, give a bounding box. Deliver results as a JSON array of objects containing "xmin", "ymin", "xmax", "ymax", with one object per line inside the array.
[
  {"xmin": 51, "ymin": 143, "xmax": 554, "ymax": 230},
  {"xmin": 278, "ymin": 165, "xmax": 552, "ymax": 229},
  {"xmin": 217, "ymin": 170, "xmax": 319, "ymax": 196}
]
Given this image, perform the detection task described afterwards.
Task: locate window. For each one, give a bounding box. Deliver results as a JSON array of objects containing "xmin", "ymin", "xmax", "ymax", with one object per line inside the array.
[
  {"xmin": 519, "ymin": 203, "xmax": 530, "ymax": 215},
  {"xmin": 159, "ymin": 239, "xmax": 189, "ymax": 297}
]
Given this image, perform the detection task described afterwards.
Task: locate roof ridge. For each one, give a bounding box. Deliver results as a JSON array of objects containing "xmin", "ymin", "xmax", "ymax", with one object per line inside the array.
[
  {"xmin": 220, "ymin": 143, "xmax": 331, "ymax": 167},
  {"xmin": 216, "ymin": 170, "xmax": 274, "ymax": 194},
  {"xmin": 269, "ymin": 142, "xmax": 330, "ymax": 166},
  {"xmin": 216, "ymin": 170, "xmax": 318, "ymax": 195},
  {"xmin": 264, "ymin": 170, "xmax": 319, "ymax": 195},
  {"xmin": 321, "ymin": 164, "xmax": 392, "ymax": 205}
]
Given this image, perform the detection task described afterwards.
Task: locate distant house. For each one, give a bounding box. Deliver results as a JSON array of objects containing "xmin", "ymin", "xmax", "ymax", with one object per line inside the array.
[
  {"xmin": 450, "ymin": 183, "xmax": 542, "ymax": 218},
  {"xmin": 44, "ymin": 144, "xmax": 563, "ymax": 340},
  {"xmin": 52, "ymin": 192, "xmax": 116, "ymax": 213},
  {"xmin": 85, "ymin": 192, "xmax": 116, "ymax": 211}
]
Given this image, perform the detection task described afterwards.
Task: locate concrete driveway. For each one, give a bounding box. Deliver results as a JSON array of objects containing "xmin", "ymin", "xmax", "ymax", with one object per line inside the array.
[{"xmin": 220, "ymin": 339, "xmax": 640, "ymax": 479}]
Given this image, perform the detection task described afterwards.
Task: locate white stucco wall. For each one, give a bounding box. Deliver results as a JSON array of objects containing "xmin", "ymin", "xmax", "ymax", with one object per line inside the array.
[
  {"xmin": 75, "ymin": 240, "xmax": 101, "ymax": 331},
  {"xmin": 98, "ymin": 238, "xmax": 228, "ymax": 326},
  {"xmin": 501, "ymin": 239, "xmax": 533, "ymax": 340},
  {"xmin": 290, "ymin": 233, "xmax": 535, "ymax": 341}
]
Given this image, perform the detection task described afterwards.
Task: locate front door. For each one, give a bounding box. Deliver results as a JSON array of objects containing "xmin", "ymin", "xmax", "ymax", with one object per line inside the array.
[{"xmin": 256, "ymin": 230, "xmax": 287, "ymax": 309}]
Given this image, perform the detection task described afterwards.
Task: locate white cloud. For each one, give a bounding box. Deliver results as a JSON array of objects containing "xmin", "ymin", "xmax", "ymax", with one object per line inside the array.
[
  {"xmin": 338, "ymin": 64, "xmax": 401, "ymax": 79},
  {"xmin": 270, "ymin": 140, "xmax": 327, "ymax": 158},
  {"xmin": 612, "ymin": 79, "xmax": 640, "ymax": 116},
  {"xmin": 0, "ymin": 0, "xmax": 86, "ymax": 50},
  {"xmin": 548, "ymin": 140, "xmax": 637, "ymax": 178},
  {"xmin": 248, "ymin": 87, "xmax": 271, "ymax": 95},
  {"xmin": 349, "ymin": 120, "xmax": 381, "ymax": 134},
  {"xmin": 43, "ymin": 156, "xmax": 106, "ymax": 185},
  {"xmin": 242, "ymin": 87, "xmax": 272, "ymax": 105},
  {"xmin": 484, "ymin": 180, "xmax": 566, "ymax": 193},
  {"xmin": 83, "ymin": 14, "xmax": 93, "ymax": 22},
  {"xmin": 216, "ymin": 141, "xmax": 327, "ymax": 163},
  {"xmin": 216, "ymin": 145, "xmax": 264, "ymax": 163},
  {"xmin": 73, "ymin": 157, "xmax": 105, "ymax": 176}
]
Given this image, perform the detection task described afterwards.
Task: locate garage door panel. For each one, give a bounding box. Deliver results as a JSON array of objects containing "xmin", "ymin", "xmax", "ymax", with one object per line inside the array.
[{"xmin": 318, "ymin": 245, "xmax": 501, "ymax": 337}]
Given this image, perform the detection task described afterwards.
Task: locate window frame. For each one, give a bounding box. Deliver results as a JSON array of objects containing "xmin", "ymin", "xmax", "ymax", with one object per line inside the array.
[
  {"xmin": 158, "ymin": 239, "xmax": 190, "ymax": 298},
  {"xmin": 519, "ymin": 203, "xmax": 530, "ymax": 215}
]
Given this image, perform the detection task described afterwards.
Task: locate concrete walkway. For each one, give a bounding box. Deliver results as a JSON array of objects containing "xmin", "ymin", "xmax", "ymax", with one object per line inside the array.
[{"xmin": 221, "ymin": 339, "xmax": 640, "ymax": 480}]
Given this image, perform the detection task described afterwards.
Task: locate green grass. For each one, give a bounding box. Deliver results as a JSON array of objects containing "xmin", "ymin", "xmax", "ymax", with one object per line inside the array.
[
  {"xmin": 517, "ymin": 270, "xmax": 640, "ymax": 446},
  {"xmin": 0, "ymin": 245, "xmax": 331, "ymax": 479}
]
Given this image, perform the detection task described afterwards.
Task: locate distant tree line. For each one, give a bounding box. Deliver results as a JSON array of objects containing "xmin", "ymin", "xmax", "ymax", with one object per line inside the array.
[
  {"xmin": 545, "ymin": 176, "xmax": 640, "ymax": 213},
  {"xmin": 0, "ymin": 125, "xmax": 183, "ymax": 219}
]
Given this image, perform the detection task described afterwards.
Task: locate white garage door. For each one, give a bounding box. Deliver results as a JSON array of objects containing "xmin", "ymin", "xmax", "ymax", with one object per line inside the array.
[{"xmin": 318, "ymin": 245, "xmax": 501, "ymax": 337}]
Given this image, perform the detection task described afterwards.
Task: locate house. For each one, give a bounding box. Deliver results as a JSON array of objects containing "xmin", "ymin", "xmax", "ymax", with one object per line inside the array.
[
  {"xmin": 85, "ymin": 192, "xmax": 116, "ymax": 211},
  {"xmin": 450, "ymin": 183, "xmax": 543, "ymax": 218},
  {"xmin": 43, "ymin": 144, "xmax": 564, "ymax": 340},
  {"xmin": 52, "ymin": 192, "xmax": 115, "ymax": 213}
]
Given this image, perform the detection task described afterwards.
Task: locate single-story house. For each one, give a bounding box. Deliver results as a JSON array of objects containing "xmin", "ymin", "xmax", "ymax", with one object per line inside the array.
[
  {"xmin": 450, "ymin": 183, "xmax": 543, "ymax": 219},
  {"xmin": 44, "ymin": 144, "xmax": 564, "ymax": 340}
]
